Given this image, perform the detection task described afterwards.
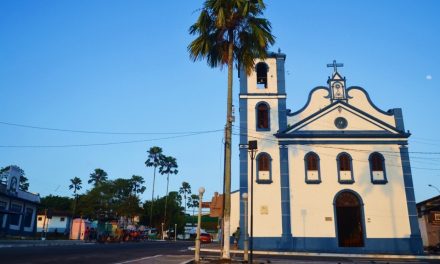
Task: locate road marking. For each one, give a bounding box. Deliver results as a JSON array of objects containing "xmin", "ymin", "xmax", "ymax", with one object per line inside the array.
[{"xmin": 112, "ymin": 255, "xmax": 162, "ymax": 264}]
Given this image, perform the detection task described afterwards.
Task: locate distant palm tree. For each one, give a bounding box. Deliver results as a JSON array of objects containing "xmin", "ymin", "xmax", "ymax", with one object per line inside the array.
[
  {"xmin": 188, "ymin": 194, "xmax": 199, "ymax": 226},
  {"xmin": 69, "ymin": 176, "xmax": 82, "ymax": 236},
  {"xmin": 188, "ymin": 0, "xmax": 275, "ymax": 258},
  {"xmin": 159, "ymin": 155, "xmax": 178, "ymax": 223},
  {"xmin": 145, "ymin": 146, "xmax": 164, "ymax": 226},
  {"xmin": 130, "ymin": 175, "xmax": 146, "ymax": 195},
  {"xmin": 179, "ymin": 181, "xmax": 192, "ymax": 216},
  {"xmin": 88, "ymin": 168, "xmax": 108, "ymax": 187}
]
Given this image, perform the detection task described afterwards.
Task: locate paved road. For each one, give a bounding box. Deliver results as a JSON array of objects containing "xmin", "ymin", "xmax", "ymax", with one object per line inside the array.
[{"xmin": 0, "ymin": 240, "xmax": 194, "ymax": 264}]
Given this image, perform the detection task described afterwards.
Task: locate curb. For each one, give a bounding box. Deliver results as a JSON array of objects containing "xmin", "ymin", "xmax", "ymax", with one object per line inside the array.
[{"xmin": 189, "ymin": 247, "xmax": 440, "ymax": 260}]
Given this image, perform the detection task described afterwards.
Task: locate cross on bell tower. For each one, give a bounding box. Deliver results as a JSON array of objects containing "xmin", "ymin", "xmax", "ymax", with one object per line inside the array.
[
  {"xmin": 327, "ymin": 60, "xmax": 344, "ymax": 73},
  {"xmin": 326, "ymin": 60, "xmax": 347, "ymax": 101}
]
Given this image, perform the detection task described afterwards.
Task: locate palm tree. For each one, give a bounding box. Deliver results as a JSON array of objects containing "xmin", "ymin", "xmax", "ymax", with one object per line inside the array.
[
  {"xmin": 145, "ymin": 146, "xmax": 164, "ymax": 226},
  {"xmin": 130, "ymin": 175, "xmax": 146, "ymax": 195},
  {"xmin": 179, "ymin": 181, "xmax": 192, "ymax": 217},
  {"xmin": 159, "ymin": 155, "xmax": 178, "ymax": 224},
  {"xmin": 69, "ymin": 177, "xmax": 82, "ymax": 237},
  {"xmin": 88, "ymin": 168, "xmax": 108, "ymax": 187},
  {"xmin": 188, "ymin": 194, "xmax": 199, "ymax": 226},
  {"xmin": 188, "ymin": 0, "xmax": 275, "ymax": 258}
]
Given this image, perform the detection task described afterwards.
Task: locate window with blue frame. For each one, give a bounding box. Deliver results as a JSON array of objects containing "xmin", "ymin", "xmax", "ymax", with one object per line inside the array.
[
  {"xmin": 257, "ymin": 153, "xmax": 272, "ymax": 183},
  {"xmin": 337, "ymin": 153, "xmax": 354, "ymax": 184},
  {"xmin": 304, "ymin": 152, "xmax": 321, "ymax": 183},
  {"xmin": 23, "ymin": 208, "xmax": 34, "ymax": 228},
  {"xmin": 369, "ymin": 152, "xmax": 387, "ymax": 184},
  {"xmin": 256, "ymin": 62, "xmax": 268, "ymax": 89},
  {"xmin": 256, "ymin": 102, "xmax": 270, "ymax": 130},
  {"xmin": 9, "ymin": 203, "xmax": 22, "ymax": 226}
]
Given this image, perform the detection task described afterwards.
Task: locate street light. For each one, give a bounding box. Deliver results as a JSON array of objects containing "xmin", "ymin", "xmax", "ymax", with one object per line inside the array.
[
  {"xmin": 248, "ymin": 140, "xmax": 257, "ymax": 264},
  {"xmin": 428, "ymin": 184, "xmax": 440, "ymax": 194},
  {"xmin": 195, "ymin": 186, "xmax": 205, "ymax": 263},
  {"xmin": 242, "ymin": 192, "xmax": 249, "ymax": 262}
]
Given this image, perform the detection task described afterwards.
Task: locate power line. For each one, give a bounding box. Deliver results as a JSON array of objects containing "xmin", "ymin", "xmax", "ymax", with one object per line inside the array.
[
  {"xmin": 0, "ymin": 129, "xmax": 223, "ymax": 148},
  {"xmin": 0, "ymin": 121, "xmax": 220, "ymax": 135}
]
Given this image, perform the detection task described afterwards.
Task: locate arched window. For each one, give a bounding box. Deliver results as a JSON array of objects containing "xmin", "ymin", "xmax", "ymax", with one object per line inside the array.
[
  {"xmin": 256, "ymin": 102, "xmax": 270, "ymax": 130},
  {"xmin": 257, "ymin": 153, "xmax": 272, "ymax": 183},
  {"xmin": 304, "ymin": 152, "xmax": 321, "ymax": 183},
  {"xmin": 337, "ymin": 153, "xmax": 354, "ymax": 183},
  {"xmin": 256, "ymin": 62, "xmax": 268, "ymax": 89},
  {"xmin": 369, "ymin": 152, "xmax": 387, "ymax": 184}
]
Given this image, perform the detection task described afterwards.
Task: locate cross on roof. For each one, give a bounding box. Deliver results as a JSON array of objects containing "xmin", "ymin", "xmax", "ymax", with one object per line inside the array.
[{"xmin": 327, "ymin": 60, "xmax": 344, "ymax": 73}]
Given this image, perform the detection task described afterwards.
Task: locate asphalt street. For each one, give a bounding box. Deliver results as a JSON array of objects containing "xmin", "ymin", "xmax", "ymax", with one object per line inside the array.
[{"xmin": 0, "ymin": 240, "xmax": 194, "ymax": 264}]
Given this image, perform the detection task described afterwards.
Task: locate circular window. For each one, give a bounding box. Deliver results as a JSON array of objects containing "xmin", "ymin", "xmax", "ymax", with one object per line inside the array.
[{"xmin": 334, "ymin": 117, "xmax": 348, "ymax": 129}]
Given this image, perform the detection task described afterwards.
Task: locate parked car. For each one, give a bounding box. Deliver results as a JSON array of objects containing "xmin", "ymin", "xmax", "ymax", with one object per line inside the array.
[{"xmin": 199, "ymin": 233, "xmax": 212, "ymax": 243}]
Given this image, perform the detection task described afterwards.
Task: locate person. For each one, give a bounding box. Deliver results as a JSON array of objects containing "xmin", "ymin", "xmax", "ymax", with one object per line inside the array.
[{"xmin": 232, "ymin": 227, "xmax": 240, "ymax": 249}]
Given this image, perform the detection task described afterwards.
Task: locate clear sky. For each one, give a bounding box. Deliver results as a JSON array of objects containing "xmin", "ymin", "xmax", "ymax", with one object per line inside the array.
[{"xmin": 0, "ymin": 0, "xmax": 439, "ymax": 203}]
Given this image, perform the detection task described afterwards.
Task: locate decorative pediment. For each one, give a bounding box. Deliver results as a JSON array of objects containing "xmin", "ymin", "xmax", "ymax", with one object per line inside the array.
[{"xmin": 278, "ymin": 101, "xmax": 408, "ymax": 138}]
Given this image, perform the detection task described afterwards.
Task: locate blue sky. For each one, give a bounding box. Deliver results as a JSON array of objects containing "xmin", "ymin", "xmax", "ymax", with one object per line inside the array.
[{"xmin": 0, "ymin": 0, "xmax": 439, "ymax": 203}]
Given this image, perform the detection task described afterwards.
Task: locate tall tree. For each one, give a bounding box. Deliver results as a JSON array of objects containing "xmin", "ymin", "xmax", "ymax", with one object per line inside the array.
[
  {"xmin": 69, "ymin": 177, "xmax": 82, "ymax": 217},
  {"xmin": 145, "ymin": 146, "xmax": 164, "ymax": 226},
  {"xmin": 188, "ymin": 194, "xmax": 199, "ymax": 226},
  {"xmin": 188, "ymin": 0, "xmax": 275, "ymax": 258},
  {"xmin": 88, "ymin": 168, "xmax": 108, "ymax": 187},
  {"xmin": 179, "ymin": 181, "xmax": 191, "ymax": 216},
  {"xmin": 159, "ymin": 155, "xmax": 178, "ymax": 223},
  {"xmin": 130, "ymin": 175, "xmax": 146, "ymax": 195}
]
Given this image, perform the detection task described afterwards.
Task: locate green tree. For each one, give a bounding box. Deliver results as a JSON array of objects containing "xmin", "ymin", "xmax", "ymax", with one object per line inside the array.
[
  {"xmin": 69, "ymin": 177, "xmax": 82, "ymax": 216},
  {"xmin": 188, "ymin": 0, "xmax": 275, "ymax": 258},
  {"xmin": 88, "ymin": 168, "xmax": 108, "ymax": 187},
  {"xmin": 39, "ymin": 195, "xmax": 72, "ymax": 212},
  {"xmin": 145, "ymin": 146, "xmax": 164, "ymax": 226},
  {"xmin": 179, "ymin": 181, "xmax": 191, "ymax": 216},
  {"xmin": 130, "ymin": 175, "xmax": 146, "ymax": 195},
  {"xmin": 187, "ymin": 194, "xmax": 199, "ymax": 226},
  {"xmin": 159, "ymin": 155, "xmax": 178, "ymax": 223}
]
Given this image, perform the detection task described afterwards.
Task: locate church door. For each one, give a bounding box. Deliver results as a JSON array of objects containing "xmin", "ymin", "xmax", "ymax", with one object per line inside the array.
[{"xmin": 335, "ymin": 191, "xmax": 364, "ymax": 247}]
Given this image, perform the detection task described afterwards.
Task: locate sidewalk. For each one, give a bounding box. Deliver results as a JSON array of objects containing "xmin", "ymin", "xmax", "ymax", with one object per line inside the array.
[
  {"xmin": 0, "ymin": 239, "xmax": 93, "ymax": 248},
  {"xmin": 189, "ymin": 242, "xmax": 440, "ymax": 262}
]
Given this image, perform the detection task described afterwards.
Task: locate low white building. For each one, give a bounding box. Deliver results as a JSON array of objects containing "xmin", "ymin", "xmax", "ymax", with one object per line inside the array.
[
  {"xmin": 37, "ymin": 214, "xmax": 71, "ymax": 233},
  {"xmin": 234, "ymin": 53, "xmax": 423, "ymax": 254}
]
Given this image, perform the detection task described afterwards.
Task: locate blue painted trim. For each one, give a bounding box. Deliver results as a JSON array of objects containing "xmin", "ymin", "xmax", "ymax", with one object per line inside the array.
[
  {"xmin": 336, "ymin": 152, "xmax": 354, "ymax": 184},
  {"xmin": 239, "ymin": 93, "xmax": 287, "ymax": 96},
  {"xmin": 239, "ymin": 67, "xmax": 248, "ymax": 94},
  {"xmin": 369, "ymin": 152, "xmax": 388, "ymax": 184},
  {"xmin": 267, "ymin": 51, "xmax": 287, "ymax": 59},
  {"xmin": 276, "ymin": 56, "xmax": 286, "ymax": 94},
  {"xmin": 255, "ymin": 101, "xmax": 271, "ymax": 132},
  {"xmin": 288, "ymin": 87, "xmax": 329, "ymax": 116},
  {"xmin": 304, "ymin": 152, "xmax": 321, "ymax": 184},
  {"xmin": 278, "ymin": 99, "xmax": 287, "ymax": 132},
  {"xmin": 399, "ymin": 146, "xmax": 424, "ymax": 254},
  {"xmin": 392, "ymin": 108, "xmax": 405, "ymax": 132},
  {"xmin": 333, "ymin": 189, "xmax": 366, "ymax": 247},
  {"xmin": 256, "ymin": 152, "xmax": 272, "ymax": 184},
  {"xmin": 238, "ymin": 96, "xmax": 248, "ymax": 242},
  {"xmin": 247, "ymin": 237, "xmax": 422, "ymax": 254},
  {"xmin": 279, "ymin": 146, "xmax": 292, "ymax": 240},
  {"xmin": 277, "ymin": 140, "xmax": 408, "ymax": 145},
  {"xmin": 276, "ymin": 131, "xmax": 409, "ymax": 139}
]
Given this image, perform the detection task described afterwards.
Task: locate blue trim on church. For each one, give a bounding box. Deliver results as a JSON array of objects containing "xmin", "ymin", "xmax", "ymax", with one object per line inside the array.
[
  {"xmin": 247, "ymin": 237, "xmax": 422, "ymax": 254},
  {"xmin": 279, "ymin": 145, "xmax": 292, "ymax": 244},
  {"xmin": 399, "ymin": 146, "xmax": 424, "ymax": 254},
  {"xmin": 239, "ymin": 92, "xmax": 248, "ymax": 242}
]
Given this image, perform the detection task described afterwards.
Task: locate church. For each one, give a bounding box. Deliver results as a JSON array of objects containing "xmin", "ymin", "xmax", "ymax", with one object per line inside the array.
[{"xmin": 232, "ymin": 52, "xmax": 423, "ymax": 254}]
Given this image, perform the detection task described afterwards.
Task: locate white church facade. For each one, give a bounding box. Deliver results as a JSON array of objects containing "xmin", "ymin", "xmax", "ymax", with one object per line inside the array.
[{"xmin": 234, "ymin": 52, "xmax": 423, "ymax": 254}]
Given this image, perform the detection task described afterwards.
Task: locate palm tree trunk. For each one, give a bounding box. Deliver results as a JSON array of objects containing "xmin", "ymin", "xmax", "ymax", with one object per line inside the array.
[
  {"xmin": 222, "ymin": 30, "xmax": 234, "ymax": 260},
  {"xmin": 164, "ymin": 173, "xmax": 170, "ymax": 224},
  {"xmin": 150, "ymin": 166, "xmax": 157, "ymax": 226}
]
